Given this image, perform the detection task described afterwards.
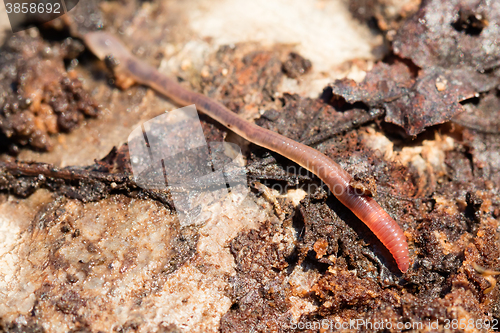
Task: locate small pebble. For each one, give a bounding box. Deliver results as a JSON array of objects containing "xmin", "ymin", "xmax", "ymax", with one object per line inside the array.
[
  {"xmin": 436, "ymin": 76, "xmax": 447, "ymax": 91},
  {"xmin": 181, "ymin": 59, "xmax": 192, "ymax": 71},
  {"xmin": 201, "ymin": 66, "xmax": 210, "ymax": 78}
]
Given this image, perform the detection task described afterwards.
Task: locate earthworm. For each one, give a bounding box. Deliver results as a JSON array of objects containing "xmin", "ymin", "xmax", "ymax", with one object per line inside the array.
[
  {"xmin": 473, "ymin": 263, "xmax": 500, "ymax": 294},
  {"xmin": 82, "ymin": 31, "xmax": 410, "ymax": 273}
]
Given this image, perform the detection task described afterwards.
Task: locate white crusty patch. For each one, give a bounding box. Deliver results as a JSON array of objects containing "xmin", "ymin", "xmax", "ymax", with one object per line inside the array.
[{"xmin": 362, "ymin": 127, "xmax": 455, "ymax": 176}]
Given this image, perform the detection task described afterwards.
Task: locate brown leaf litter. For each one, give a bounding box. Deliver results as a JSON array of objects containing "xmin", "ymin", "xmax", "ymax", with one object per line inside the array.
[{"xmin": 335, "ymin": 0, "xmax": 500, "ymax": 136}]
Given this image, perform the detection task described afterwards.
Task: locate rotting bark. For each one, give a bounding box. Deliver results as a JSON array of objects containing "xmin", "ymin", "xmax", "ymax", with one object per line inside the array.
[{"xmin": 0, "ymin": 144, "xmax": 313, "ymax": 206}]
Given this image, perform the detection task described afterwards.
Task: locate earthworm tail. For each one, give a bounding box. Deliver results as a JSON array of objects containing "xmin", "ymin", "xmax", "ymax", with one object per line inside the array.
[{"xmin": 83, "ymin": 32, "xmax": 410, "ymax": 272}]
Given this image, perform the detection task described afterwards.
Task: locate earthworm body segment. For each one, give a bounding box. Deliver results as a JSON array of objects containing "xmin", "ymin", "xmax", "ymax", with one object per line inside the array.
[{"xmin": 83, "ymin": 32, "xmax": 410, "ymax": 273}]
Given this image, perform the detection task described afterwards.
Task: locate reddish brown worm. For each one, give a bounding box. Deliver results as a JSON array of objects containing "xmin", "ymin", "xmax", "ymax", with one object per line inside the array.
[{"xmin": 83, "ymin": 31, "xmax": 410, "ymax": 273}]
